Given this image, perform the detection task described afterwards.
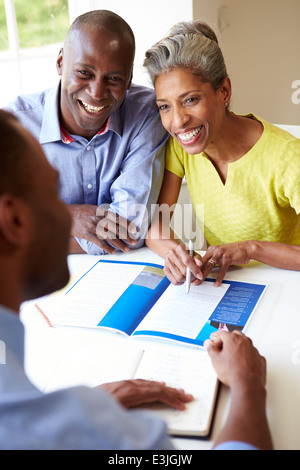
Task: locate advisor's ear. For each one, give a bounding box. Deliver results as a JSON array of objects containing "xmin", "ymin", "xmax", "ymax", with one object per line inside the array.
[{"xmin": 0, "ymin": 195, "xmax": 33, "ymax": 248}]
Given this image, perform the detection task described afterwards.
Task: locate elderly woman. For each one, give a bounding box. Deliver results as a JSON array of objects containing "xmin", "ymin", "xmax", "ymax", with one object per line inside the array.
[{"xmin": 144, "ymin": 21, "xmax": 300, "ymax": 286}]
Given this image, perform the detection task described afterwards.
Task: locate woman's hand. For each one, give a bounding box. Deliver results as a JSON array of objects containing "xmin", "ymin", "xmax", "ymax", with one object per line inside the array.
[
  {"xmin": 163, "ymin": 244, "xmax": 203, "ymax": 285},
  {"xmin": 200, "ymin": 241, "xmax": 252, "ymax": 286}
]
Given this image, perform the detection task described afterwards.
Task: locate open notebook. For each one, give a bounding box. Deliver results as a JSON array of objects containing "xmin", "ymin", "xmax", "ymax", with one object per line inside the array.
[{"xmin": 44, "ymin": 339, "xmax": 219, "ymax": 437}]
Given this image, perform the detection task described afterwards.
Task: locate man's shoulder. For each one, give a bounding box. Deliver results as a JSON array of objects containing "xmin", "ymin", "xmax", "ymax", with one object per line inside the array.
[{"xmin": 125, "ymin": 83, "xmax": 157, "ymax": 110}]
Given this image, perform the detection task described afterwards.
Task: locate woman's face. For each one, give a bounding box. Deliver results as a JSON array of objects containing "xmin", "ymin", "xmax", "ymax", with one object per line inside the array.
[{"xmin": 155, "ymin": 68, "xmax": 230, "ymax": 154}]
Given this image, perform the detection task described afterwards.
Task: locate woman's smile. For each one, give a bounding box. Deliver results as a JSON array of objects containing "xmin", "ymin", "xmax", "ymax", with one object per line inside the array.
[
  {"xmin": 176, "ymin": 125, "xmax": 204, "ymax": 146},
  {"xmin": 155, "ymin": 68, "xmax": 226, "ymax": 155}
]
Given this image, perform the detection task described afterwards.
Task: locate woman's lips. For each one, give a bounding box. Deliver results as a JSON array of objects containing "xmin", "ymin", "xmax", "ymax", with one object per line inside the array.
[{"xmin": 177, "ymin": 125, "xmax": 204, "ymax": 145}]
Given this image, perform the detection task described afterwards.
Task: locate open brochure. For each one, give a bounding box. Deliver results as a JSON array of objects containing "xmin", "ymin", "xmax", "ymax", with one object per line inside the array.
[
  {"xmin": 44, "ymin": 339, "xmax": 219, "ymax": 437},
  {"xmin": 35, "ymin": 259, "xmax": 266, "ymax": 347}
]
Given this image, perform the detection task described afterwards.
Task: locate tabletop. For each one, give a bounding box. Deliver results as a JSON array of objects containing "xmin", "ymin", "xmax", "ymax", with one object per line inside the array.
[{"xmin": 20, "ymin": 247, "xmax": 300, "ymax": 450}]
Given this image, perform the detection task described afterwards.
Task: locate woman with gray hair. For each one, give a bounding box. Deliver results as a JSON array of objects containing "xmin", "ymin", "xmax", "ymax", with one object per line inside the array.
[{"xmin": 144, "ymin": 21, "xmax": 300, "ymax": 287}]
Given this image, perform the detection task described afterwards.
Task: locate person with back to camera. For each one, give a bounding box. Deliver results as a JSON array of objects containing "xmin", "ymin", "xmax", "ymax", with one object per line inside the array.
[
  {"xmin": 143, "ymin": 21, "xmax": 300, "ymax": 287},
  {"xmin": 0, "ymin": 109, "xmax": 272, "ymax": 449},
  {"xmin": 5, "ymin": 10, "xmax": 168, "ymax": 256}
]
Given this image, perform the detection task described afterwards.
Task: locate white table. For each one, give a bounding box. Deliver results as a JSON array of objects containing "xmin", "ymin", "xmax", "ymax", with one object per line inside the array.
[{"xmin": 20, "ymin": 247, "xmax": 300, "ymax": 450}]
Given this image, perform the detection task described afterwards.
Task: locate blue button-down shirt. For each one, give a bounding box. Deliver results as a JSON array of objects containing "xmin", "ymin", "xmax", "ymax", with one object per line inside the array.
[
  {"xmin": 0, "ymin": 305, "xmax": 174, "ymax": 450},
  {"xmin": 6, "ymin": 82, "xmax": 168, "ymax": 254}
]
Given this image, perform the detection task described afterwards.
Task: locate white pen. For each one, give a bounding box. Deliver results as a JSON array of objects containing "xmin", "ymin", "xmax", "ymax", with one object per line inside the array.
[{"xmin": 186, "ymin": 239, "xmax": 194, "ymax": 294}]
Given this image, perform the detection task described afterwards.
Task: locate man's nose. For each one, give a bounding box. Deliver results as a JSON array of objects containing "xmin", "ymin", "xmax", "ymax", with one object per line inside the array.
[{"xmin": 87, "ymin": 78, "xmax": 109, "ymax": 101}]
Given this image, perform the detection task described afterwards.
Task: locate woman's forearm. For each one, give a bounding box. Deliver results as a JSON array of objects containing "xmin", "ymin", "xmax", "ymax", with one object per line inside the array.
[
  {"xmin": 248, "ymin": 240, "xmax": 300, "ymax": 270},
  {"xmin": 146, "ymin": 224, "xmax": 180, "ymax": 259},
  {"xmin": 146, "ymin": 169, "xmax": 183, "ymax": 259}
]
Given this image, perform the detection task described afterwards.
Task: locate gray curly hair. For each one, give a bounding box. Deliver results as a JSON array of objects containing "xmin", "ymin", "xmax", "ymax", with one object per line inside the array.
[{"xmin": 144, "ymin": 21, "xmax": 227, "ymax": 90}]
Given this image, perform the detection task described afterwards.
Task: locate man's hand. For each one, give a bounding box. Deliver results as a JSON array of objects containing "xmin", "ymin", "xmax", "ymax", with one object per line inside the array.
[
  {"xmin": 99, "ymin": 379, "xmax": 193, "ymax": 409},
  {"xmin": 204, "ymin": 330, "xmax": 272, "ymax": 450},
  {"xmin": 69, "ymin": 204, "xmax": 139, "ymax": 254},
  {"xmin": 204, "ymin": 330, "xmax": 266, "ymax": 390}
]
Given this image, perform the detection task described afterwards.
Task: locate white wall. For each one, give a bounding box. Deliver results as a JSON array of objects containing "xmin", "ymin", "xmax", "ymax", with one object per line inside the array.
[{"xmin": 194, "ymin": 0, "xmax": 300, "ymax": 126}]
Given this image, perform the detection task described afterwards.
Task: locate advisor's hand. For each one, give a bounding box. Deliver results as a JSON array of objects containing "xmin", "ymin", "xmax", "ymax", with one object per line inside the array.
[
  {"xmin": 204, "ymin": 330, "xmax": 266, "ymax": 390},
  {"xmin": 99, "ymin": 379, "xmax": 193, "ymax": 409},
  {"xmin": 204, "ymin": 330, "xmax": 272, "ymax": 451}
]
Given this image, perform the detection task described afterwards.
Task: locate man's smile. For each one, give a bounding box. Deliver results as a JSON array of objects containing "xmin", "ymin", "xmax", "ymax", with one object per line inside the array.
[
  {"xmin": 79, "ymin": 100, "xmax": 108, "ymax": 115},
  {"xmin": 78, "ymin": 100, "xmax": 108, "ymax": 114}
]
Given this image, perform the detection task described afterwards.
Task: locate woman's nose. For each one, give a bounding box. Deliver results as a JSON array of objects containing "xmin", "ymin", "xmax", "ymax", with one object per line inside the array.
[{"xmin": 171, "ymin": 107, "xmax": 190, "ymax": 130}]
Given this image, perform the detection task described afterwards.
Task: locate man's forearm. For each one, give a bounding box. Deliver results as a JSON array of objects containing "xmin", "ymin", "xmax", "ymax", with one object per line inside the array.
[
  {"xmin": 213, "ymin": 385, "xmax": 273, "ymax": 450},
  {"xmin": 68, "ymin": 237, "xmax": 86, "ymax": 254}
]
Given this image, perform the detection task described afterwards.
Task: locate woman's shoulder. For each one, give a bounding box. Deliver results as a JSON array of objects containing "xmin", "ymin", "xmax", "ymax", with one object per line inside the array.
[{"xmin": 250, "ymin": 113, "xmax": 299, "ymax": 145}]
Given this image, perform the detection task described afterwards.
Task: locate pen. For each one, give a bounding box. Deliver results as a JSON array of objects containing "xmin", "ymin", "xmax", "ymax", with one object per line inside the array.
[{"xmin": 186, "ymin": 239, "xmax": 194, "ymax": 294}]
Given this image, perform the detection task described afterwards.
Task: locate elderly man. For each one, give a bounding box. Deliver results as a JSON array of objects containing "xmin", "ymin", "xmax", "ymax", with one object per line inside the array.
[{"xmin": 5, "ymin": 10, "xmax": 168, "ymax": 255}]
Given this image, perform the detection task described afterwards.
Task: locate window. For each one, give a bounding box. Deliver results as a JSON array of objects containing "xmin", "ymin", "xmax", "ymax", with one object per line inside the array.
[{"xmin": 0, "ymin": 0, "xmax": 70, "ymax": 105}]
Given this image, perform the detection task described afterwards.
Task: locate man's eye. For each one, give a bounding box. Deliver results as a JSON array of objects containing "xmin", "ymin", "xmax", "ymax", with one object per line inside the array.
[
  {"xmin": 107, "ymin": 76, "xmax": 123, "ymax": 82},
  {"xmin": 158, "ymin": 104, "xmax": 169, "ymax": 111},
  {"xmin": 76, "ymin": 70, "xmax": 91, "ymax": 77}
]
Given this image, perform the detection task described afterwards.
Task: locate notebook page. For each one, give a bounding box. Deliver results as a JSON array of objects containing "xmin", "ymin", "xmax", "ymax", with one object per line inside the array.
[
  {"xmin": 44, "ymin": 340, "xmax": 144, "ymax": 392},
  {"xmin": 134, "ymin": 344, "xmax": 218, "ymax": 436}
]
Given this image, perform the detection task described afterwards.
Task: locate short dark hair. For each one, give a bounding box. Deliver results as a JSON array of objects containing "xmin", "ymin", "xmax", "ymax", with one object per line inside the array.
[
  {"xmin": 0, "ymin": 110, "xmax": 32, "ymax": 197},
  {"xmin": 66, "ymin": 9, "xmax": 135, "ymax": 50}
]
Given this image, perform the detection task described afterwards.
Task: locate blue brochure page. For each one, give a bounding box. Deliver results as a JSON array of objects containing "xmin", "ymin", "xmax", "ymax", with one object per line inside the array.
[
  {"xmin": 97, "ymin": 261, "xmax": 170, "ymax": 335},
  {"xmin": 40, "ymin": 259, "xmax": 171, "ymax": 330},
  {"xmin": 194, "ymin": 278, "xmax": 266, "ymax": 345},
  {"xmin": 133, "ymin": 278, "xmax": 266, "ymax": 346}
]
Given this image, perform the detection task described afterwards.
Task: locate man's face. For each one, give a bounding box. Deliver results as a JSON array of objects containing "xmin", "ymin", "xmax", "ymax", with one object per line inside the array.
[
  {"xmin": 18, "ymin": 125, "xmax": 72, "ymax": 300},
  {"xmin": 57, "ymin": 25, "xmax": 134, "ymax": 140}
]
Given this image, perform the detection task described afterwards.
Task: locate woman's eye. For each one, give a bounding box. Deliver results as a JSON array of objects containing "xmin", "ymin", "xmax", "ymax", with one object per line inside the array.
[{"xmin": 185, "ymin": 96, "xmax": 199, "ymax": 105}]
